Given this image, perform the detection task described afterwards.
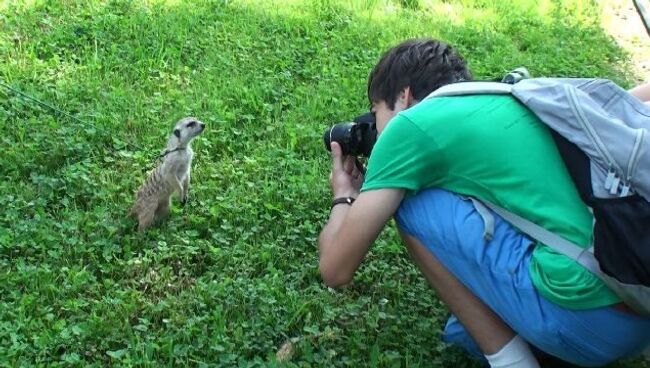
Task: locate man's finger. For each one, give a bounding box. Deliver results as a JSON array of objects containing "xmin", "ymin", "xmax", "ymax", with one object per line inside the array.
[
  {"xmin": 343, "ymin": 155, "xmax": 355, "ymax": 173},
  {"xmin": 350, "ymin": 158, "xmax": 362, "ymax": 176},
  {"xmin": 331, "ymin": 142, "xmax": 344, "ymax": 171}
]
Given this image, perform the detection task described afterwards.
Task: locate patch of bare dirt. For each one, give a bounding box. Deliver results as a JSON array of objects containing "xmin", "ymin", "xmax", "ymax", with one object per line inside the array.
[{"xmin": 600, "ymin": 0, "xmax": 650, "ymax": 83}]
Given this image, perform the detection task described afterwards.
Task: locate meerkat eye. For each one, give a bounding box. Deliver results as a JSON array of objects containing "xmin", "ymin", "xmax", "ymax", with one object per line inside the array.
[{"xmin": 187, "ymin": 121, "xmax": 197, "ymax": 128}]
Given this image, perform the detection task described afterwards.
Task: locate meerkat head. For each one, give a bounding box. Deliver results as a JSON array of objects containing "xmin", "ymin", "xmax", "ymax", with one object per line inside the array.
[{"xmin": 172, "ymin": 117, "xmax": 206, "ymax": 146}]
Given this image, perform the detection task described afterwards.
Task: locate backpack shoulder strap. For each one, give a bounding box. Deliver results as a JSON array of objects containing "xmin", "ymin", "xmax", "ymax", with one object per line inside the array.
[
  {"xmin": 477, "ymin": 199, "xmax": 603, "ymax": 277},
  {"xmin": 426, "ymin": 82, "xmax": 513, "ymax": 99}
]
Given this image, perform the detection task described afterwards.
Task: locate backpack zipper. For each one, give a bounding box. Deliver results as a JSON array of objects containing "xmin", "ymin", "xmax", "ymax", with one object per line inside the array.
[
  {"xmin": 566, "ymin": 85, "xmax": 624, "ymax": 193},
  {"xmin": 621, "ymin": 129, "xmax": 645, "ymax": 197}
]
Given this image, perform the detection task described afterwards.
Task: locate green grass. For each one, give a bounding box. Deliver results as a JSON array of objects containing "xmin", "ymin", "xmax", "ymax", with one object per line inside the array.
[{"xmin": 0, "ymin": 0, "xmax": 647, "ymax": 366}]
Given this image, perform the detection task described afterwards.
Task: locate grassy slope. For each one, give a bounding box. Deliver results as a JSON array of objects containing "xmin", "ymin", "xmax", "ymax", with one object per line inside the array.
[{"xmin": 0, "ymin": 0, "xmax": 646, "ymax": 366}]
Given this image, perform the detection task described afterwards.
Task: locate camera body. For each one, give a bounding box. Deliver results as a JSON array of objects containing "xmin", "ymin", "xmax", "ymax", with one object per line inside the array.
[{"xmin": 323, "ymin": 112, "xmax": 377, "ymax": 157}]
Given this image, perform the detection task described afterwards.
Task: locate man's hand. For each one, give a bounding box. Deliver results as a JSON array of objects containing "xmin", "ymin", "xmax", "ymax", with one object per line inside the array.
[{"xmin": 329, "ymin": 142, "xmax": 364, "ymax": 198}]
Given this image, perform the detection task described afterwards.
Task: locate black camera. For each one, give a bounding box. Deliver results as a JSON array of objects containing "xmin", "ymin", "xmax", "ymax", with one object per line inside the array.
[{"xmin": 323, "ymin": 112, "xmax": 377, "ymax": 157}]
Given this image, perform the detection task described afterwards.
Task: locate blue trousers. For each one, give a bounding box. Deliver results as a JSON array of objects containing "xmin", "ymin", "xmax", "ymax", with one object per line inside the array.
[{"xmin": 394, "ymin": 188, "xmax": 650, "ymax": 367}]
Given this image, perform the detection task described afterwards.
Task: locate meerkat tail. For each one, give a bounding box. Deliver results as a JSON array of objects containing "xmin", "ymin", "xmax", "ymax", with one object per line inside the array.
[{"xmin": 133, "ymin": 197, "xmax": 160, "ymax": 232}]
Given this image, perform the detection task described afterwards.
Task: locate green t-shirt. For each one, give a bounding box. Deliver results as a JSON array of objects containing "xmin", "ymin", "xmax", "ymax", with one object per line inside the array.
[{"xmin": 362, "ymin": 94, "xmax": 619, "ymax": 309}]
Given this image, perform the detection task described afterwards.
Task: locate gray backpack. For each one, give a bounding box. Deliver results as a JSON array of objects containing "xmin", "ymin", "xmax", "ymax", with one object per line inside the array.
[{"xmin": 427, "ymin": 76, "xmax": 650, "ymax": 315}]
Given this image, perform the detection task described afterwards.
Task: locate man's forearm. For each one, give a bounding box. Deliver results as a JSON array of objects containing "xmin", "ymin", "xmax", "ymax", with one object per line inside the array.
[
  {"xmin": 318, "ymin": 204, "xmax": 350, "ymax": 256},
  {"xmin": 319, "ymin": 188, "xmax": 358, "ymax": 255},
  {"xmin": 318, "ymin": 204, "xmax": 356, "ymax": 287},
  {"xmin": 317, "ymin": 189, "xmax": 404, "ymax": 287}
]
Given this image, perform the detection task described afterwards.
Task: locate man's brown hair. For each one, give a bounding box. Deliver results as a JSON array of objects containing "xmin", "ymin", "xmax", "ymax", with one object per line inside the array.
[{"xmin": 368, "ymin": 38, "xmax": 472, "ymax": 109}]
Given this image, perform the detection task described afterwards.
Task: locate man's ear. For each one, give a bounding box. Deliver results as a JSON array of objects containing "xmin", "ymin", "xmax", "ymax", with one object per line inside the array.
[
  {"xmin": 173, "ymin": 128, "xmax": 181, "ymax": 138},
  {"xmin": 398, "ymin": 87, "xmax": 416, "ymax": 108}
]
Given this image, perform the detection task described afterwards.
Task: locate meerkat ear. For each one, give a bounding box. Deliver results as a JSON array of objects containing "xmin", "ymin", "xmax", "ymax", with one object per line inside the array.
[{"xmin": 173, "ymin": 128, "xmax": 181, "ymax": 138}]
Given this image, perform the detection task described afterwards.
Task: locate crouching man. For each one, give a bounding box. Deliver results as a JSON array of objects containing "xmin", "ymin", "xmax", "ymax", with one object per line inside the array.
[{"xmin": 318, "ymin": 38, "xmax": 650, "ymax": 367}]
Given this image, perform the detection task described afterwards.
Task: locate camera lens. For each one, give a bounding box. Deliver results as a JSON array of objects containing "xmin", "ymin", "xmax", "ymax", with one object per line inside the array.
[
  {"xmin": 323, "ymin": 123, "xmax": 356, "ymax": 155},
  {"xmin": 323, "ymin": 112, "xmax": 377, "ymax": 157}
]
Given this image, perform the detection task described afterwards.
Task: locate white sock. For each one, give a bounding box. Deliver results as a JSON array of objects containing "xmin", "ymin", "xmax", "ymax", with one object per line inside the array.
[{"xmin": 484, "ymin": 335, "xmax": 540, "ymax": 368}]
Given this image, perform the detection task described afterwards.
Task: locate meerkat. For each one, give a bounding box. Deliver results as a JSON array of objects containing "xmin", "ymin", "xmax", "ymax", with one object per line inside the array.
[{"xmin": 129, "ymin": 117, "xmax": 206, "ymax": 231}]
